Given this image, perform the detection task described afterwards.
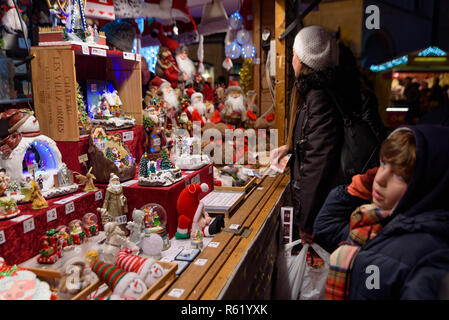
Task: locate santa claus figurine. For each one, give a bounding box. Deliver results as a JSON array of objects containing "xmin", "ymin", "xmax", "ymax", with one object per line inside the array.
[
  {"xmin": 224, "ymin": 81, "xmax": 247, "ymax": 127},
  {"xmin": 159, "ymin": 81, "xmax": 180, "ymax": 130},
  {"xmin": 156, "ymin": 46, "xmax": 183, "ymax": 89},
  {"xmin": 188, "ymin": 92, "xmax": 208, "ymax": 126},
  {"xmin": 144, "ymin": 107, "xmax": 166, "ymax": 159},
  {"xmin": 175, "ymin": 183, "xmax": 224, "ymax": 239},
  {"xmin": 175, "ymin": 45, "xmax": 196, "ymax": 87},
  {"xmin": 100, "ymin": 173, "xmax": 128, "ymax": 234}
]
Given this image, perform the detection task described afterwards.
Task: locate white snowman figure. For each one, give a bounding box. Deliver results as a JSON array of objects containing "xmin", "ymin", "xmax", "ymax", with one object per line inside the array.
[
  {"xmin": 101, "ymin": 222, "xmax": 138, "ymax": 264},
  {"xmin": 116, "ymin": 249, "xmax": 166, "ymax": 287},
  {"xmin": 0, "ymin": 109, "xmax": 64, "ymax": 189},
  {"xmin": 126, "ymin": 209, "xmax": 146, "ymax": 245},
  {"xmin": 89, "ymin": 259, "xmax": 147, "ymax": 300}
]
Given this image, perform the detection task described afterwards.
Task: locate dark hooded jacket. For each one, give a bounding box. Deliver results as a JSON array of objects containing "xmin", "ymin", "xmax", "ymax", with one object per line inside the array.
[
  {"xmin": 289, "ymin": 68, "xmax": 344, "ymax": 233},
  {"xmin": 313, "ymin": 125, "xmax": 449, "ymax": 299}
]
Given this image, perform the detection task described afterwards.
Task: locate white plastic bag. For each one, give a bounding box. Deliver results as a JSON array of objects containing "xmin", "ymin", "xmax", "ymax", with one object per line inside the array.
[{"xmin": 285, "ymin": 240, "xmax": 330, "ymax": 300}]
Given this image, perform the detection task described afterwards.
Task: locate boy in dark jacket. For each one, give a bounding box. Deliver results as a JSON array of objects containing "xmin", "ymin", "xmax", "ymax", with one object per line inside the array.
[{"xmin": 314, "ymin": 125, "xmax": 449, "ymax": 299}]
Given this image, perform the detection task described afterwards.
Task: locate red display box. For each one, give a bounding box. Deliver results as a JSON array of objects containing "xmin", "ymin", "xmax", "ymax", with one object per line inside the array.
[
  {"xmin": 56, "ymin": 125, "xmax": 146, "ymax": 175},
  {"xmin": 99, "ymin": 164, "xmax": 214, "ymax": 239},
  {"xmin": 0, "ymin": 188, "xmax": 106, "ymax": 265},
  {"xmin": 0, "ymin": 164, "xmax": 214, "ymax": 265}
]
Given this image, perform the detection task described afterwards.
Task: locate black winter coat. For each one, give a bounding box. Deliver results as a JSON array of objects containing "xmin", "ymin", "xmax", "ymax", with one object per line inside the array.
[
  {"xmin": 314, "ymin": 125, "xmax": 449, "ymax": 299},
  {"xmin": 289, "ymin": 69, "xmax": 345, "ymax": 233}
]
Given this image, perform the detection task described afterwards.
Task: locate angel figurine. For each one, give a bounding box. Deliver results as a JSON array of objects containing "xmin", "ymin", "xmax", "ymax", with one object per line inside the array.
[
  {"xmin": 31, "ymin": 180, "xmax": 48, "ymax": 210},
  {"xmin": 76, "ymin": 167, "xmax": 98, "ymax": 192}
]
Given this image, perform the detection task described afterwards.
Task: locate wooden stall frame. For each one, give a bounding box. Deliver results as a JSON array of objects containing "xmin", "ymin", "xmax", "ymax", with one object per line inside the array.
[
  {"xmin": 275, "ymin": 0, "xmax": 287, "ymax": 145},
  {"xmin": 31, "ymin": 45, "xmax": 142, "ymax": 142},
  {"xmin": 160, "ymin": 172, "xmax": 288, "ymax": 300}
]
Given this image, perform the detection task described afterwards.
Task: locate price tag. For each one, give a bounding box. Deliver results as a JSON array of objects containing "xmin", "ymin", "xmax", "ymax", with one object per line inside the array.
[
  {"xmin": 91, "ymin": 48, "xmax": 107, "ymax": 57},
  {"xmin": 0, "ymin": 230, "xmax": 5, "ymax": 245},
  {"xmin": 229, "ymin": 224, "xmax": 240, "ymax": 230},
  {"xmin": 81, "ymin": 45, "xmax": 90, "ymax": 55},
  {"xmin": 153, "ymin": 137, "xmax": 161, "ymax": 146},
  {"xmin": 123, "ymin": 52, "xmax": 134, "ymax": 60},
  {"xmin": 115, "ymin": 215, "xmax": 127, "ymax": 225},
  {"xmin": 91, "ymin": 84, "xmax": 97, "ymax": 92},
  {"xmin": 11, "ymin": 215, "xmax": 32, "ymax": 222},
  {"xmin": 253, "ymin": 58, "xmax": 261, "ymax": 65},
  {"xmin": 135, "ymin": 54, "xmax": 141, "ymax": 62},
  {"xmin": 168, "ymin": 288, "xmax": 184, "ymax": 298},
  {"xmin": 23, "ymin": 218, "xmax": 35, "ymax": 234},
  {"xmin": 47, "ymin": 208, "xmax": 57, "ymax": 223},
  {"xmin": 95, "ymin": 190, "xmax": 103, "ymax": 201},
  {"xmin": 194, "ymin": 259, "xmax": 208, "ymax": 266},
  {"xmin": 78, "ymin": 154, "xmax": 88, "ymax": 163},
  {"xmin": 191, "ymin": 174, "xmax": 200, "ymax": 185},
  {"xmin": 122, "ymin": 131, "xmax": 134, "ymax": 142},
  {"xmin": 65, "ymin": 202, "xmax": 75, "ymax": 215},
  {"xmin": 208, "ymin": 242, "xmax": 220, "ymax": 248}
]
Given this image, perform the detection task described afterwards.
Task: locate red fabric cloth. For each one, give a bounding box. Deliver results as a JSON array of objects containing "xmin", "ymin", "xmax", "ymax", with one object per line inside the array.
[
  {"xmin": 0, "ymin": 164, "xmax": 213, "ymax": 265},
  {"xmin": 56, "ymin": 125, "xmax": 145, "ymax": 175},
  {"xmin": 0, "ymin": 188, "xmax": 106, "ymax": 265}
]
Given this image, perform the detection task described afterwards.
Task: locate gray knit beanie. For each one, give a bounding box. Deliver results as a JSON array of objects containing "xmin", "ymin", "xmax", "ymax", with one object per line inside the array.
[
  {"xmin": 293, "ymin": 26, "xmax": 339, "ymax": 71},
  {"xmin": 101, "ymin": 20, "xmax": 136, "ymax": 52}
]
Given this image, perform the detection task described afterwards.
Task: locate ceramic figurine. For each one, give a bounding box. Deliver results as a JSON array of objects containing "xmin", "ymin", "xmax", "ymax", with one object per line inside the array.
[
  {"xmin": 102, "ymin": 173, "xmax": 128, "ymax": 233},
  {"xmin": 76, "ymin": 167, "xmax": 98, "ymax": 192},
  {"xmin": 126, "ymin": 208, "xmax": 146, "ymax": 245},
  {"xmin": 116, "ymin": 249, "xmax": 166, "ymax": 287},
  {"xmin": 86, "ymin": 250, "xmax": 147, "ymax": 300},
  {"xmin": 30, "ymin": 180, "xmax": 48, "ymax": 210}
]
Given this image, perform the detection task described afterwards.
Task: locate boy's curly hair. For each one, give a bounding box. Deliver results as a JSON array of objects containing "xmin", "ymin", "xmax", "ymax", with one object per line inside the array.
[{"xmin": 380, "ymin": 129, "xmax": 416, "ymax": 182}]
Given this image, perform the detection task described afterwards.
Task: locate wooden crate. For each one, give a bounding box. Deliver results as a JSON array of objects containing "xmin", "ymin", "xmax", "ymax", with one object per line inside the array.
[
  {"xmin": 72, "ymin": 261, "xmax": 177, "ymax": 300},
  {"xmin": 30, "ymin": 45, "xmax": 143, "ymax": 142}
]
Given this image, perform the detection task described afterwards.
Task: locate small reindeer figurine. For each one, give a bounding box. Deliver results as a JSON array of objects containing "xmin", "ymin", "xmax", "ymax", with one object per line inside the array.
[{"xmin": 76, "ymin": 167, "xmax": 98, "ymax": 192}]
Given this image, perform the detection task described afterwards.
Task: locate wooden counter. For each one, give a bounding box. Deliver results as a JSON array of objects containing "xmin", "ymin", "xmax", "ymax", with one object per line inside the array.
[{"xmin": 160, "ymin": 173, "xmax": 290, "ymax": 300}]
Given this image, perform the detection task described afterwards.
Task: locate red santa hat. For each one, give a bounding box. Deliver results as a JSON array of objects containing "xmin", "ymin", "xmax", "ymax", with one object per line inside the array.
[
  {"xmin": 175, "ymin": 183, "xmax": 209, "ymax": 238},
  {"xmin": 150, "ymin": 76, "xmax": 164, "ymax": 90},
  {"xmin": 186, "ymin": 87, "xmax": 196, "ymax": 98},
  {"xmin": 156, "ymin": 24, "xmax": 180, "ymax": 53},
  {"xmin": 0, "ymin": 108, "xmax": 35, "ymax": 133},
  {"xmin": 116, "ymin": 249, "xmax": 156, "ymax": 287},
  {"xmin": 227, "ymin": 81, "xmax": 243, "ymax": 95},
  {"xmin": 90, "ymin": 260, "xmax": 144, "ymax": 297}
]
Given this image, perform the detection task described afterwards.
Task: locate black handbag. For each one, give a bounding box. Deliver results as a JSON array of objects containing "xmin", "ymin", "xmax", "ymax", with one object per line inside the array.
[{"xmin": 326, "ymin": 91, "xmax": 382, "ymax": 183}]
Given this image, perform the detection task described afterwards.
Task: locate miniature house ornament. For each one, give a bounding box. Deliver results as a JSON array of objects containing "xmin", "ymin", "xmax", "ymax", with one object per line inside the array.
[{"xmin": 0, "ymin": 109, "xmax": 78, "ymax": 199}]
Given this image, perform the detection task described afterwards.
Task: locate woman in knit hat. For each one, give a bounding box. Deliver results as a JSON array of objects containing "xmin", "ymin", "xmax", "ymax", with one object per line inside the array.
[{"xmin": 270, "ymin": 26, "xmax": 346, "ymax": 245}]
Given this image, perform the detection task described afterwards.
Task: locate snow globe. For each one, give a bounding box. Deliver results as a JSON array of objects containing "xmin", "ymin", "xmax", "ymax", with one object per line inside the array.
[
  {"xmin": 83, "ymin": 213, "xmax": 99, "ymax": 238},
  {"xmin": 68, "ymin": 219, "xmax": 85, "ymax": 245},
  {"xmin": 141, "ymin": 203, "xmax": 170, "ymax": 251}
]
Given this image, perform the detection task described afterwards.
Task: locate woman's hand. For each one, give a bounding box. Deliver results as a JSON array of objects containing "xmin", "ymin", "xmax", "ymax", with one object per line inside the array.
[
  {"xmin": 270, "ymin": 145, "xmax": 289, "ymax": 165},
  {"xmin": 300, "ymin": 229, "xmax": 314, "ymax": 244}
]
